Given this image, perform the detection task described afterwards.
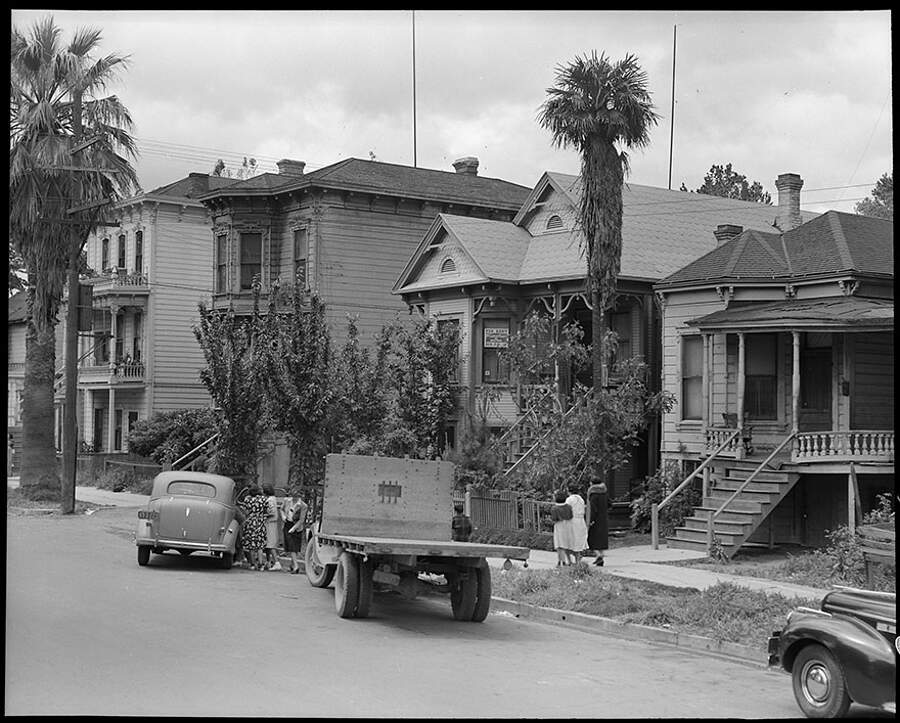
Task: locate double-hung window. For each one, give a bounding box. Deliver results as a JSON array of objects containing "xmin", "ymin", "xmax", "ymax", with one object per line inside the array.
[
  {"xmin": 293, "ymin": 228, "xmax": 308, "ymax": 288},
  {"xmin": 681, "ymin": 335, "xmax": 703, "ymax": 420},
  {"xmin": 240, "ymin": 232, "xmax": 262, "ymax": 290},
  {"xmin": 482, "ymin": 318, "xmax": 510, "ymax": 383},
  {"xmin": 215, "ymin": 234, "xmax": 228, "ymax": 293},
  {"xmin": 134, "ymin": 231, "xmax": 143, "ymax": 274},
  {"xmin": 117, "ymin": 234, "xmax": 126, "ymax": 270},
  {"xmin": 746, "ymin": 334, "xmax": 777, "ymax": 419},
  {"xmin": 101, "ymin": 238, "xmax": 109, "ymax": 271}
]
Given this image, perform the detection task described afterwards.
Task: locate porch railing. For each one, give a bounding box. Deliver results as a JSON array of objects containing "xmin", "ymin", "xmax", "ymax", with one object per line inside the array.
[
  {"xmin": 793, "ymin": 430, "xmax": 894, "ymax": 463},
  {"xmin": 651, "ymin": 429, "xmax": 739, "ymax": 549}
]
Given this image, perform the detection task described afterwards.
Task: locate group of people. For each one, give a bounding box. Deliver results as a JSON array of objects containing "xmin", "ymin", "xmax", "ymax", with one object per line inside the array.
[
  {"xmin": 550, "ymin": 479, "xmax": 610, "ymax": 566},
  {"xmin": 235, "ymin": 483, "xmax": 309, "ymax": 573}
]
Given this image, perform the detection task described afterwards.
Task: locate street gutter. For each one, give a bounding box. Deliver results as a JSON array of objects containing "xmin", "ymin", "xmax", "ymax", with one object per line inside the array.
[{"xmin": 489, "ymin": 596, "xmax": 767, "ymax": 668}]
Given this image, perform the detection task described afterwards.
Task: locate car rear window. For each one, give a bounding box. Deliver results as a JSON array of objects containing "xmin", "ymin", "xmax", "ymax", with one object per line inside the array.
[{"xmin": 166, "ymin": 481, "xmax": 217, "ymax": 498}]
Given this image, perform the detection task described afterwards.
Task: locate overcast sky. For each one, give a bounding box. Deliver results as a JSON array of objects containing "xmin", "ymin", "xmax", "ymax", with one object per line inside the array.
[{"xmin": 11, "ymin": 9, "xmax": 892, "ymax": 214}]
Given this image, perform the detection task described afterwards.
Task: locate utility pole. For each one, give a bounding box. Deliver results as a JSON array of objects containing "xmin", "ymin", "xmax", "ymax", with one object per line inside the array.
[
  {"xmin": 61, "ymin": 85, "xmax": 84, "ymax": 514},
  {"xmin": 60, "ymin": 89, "xmax": 116, "ymax": 514}
]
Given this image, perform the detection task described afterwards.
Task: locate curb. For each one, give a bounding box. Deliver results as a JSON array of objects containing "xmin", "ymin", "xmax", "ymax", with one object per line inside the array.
[{"xmin": 489, "ymin": 596, "xmax": 767, "ymax": 668}]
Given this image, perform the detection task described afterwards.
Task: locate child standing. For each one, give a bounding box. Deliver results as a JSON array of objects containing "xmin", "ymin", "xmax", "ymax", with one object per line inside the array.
[{"xmin": 451, "ymin": 502, "xmax": 472, "ymax": 542}]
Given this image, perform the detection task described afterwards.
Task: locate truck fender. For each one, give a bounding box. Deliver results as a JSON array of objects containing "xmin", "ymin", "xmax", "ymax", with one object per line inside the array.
[
  {"xmin": 780, "ymin": 615, "xmax": 896, "ymax": 708},
  {"xmin": 309, "ymin": 533, "xmax": 341, "ymax": 566}
]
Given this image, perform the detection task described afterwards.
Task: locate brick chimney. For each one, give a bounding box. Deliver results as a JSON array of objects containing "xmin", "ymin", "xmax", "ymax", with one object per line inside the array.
[
  {"xmin": 452, "ymin": 156, "xmax": 479, "ymax": 176},
  {"xmin": 714, "ymin": 224, "xmax": 743, "ymax": 246},
  {"xmin": 276, "ymin": 159, "xmax": 306, "ymax": 176},
  {"xmin": 186, "ymin": 173, "xmax": 210, "ymax": 198},
  {"xmin": 775, "ymin": 173, "xmax": 804, "ymax": 231}
]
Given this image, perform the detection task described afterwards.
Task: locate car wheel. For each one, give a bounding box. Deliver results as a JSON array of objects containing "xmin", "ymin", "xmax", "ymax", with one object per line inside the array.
[
  {"xmin": 334, "ymin": 553, "xmax": 360, "ymax": 619},
  {"xmin": 179, "ymin": 549, "xmax": 193, "ymax": 557},
  {"xmin": 470, "ymin": 559, "xmax": 492, "ymax": 622},
  {"xmin": 305, "ymin": 535, "xmax": 336, "ymax": 588},
  {"xmin": 220, "ymin": 552, "xmax": 234, "ymax": 570},
  {"xmin": 792, "ymin": 644, "xmax": 851, "ymax": 718},
  {"xmin": 137, "ymin": 546, "xmax": 151, "ymax": 566},
  {"xmin": 449, "ymin": 567, "xmax": 477, "ymax": 621}
]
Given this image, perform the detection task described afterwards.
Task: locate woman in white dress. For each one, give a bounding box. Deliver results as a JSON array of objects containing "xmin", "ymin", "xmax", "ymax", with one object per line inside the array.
[{"xmin": 565, "ymin": 488, "xmax": 589, "ymax": 564}]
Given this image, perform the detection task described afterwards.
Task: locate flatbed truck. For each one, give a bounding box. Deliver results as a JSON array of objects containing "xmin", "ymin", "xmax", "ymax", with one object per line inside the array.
[{"xmin": 304, "ymin": 454, "xmax": 530, "ymax": 621}]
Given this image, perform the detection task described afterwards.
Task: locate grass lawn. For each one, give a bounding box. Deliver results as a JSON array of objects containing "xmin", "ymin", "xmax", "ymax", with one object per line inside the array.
[{"xmin": 492, "ymin": 562, "xmax": 817, "ymax": 652}]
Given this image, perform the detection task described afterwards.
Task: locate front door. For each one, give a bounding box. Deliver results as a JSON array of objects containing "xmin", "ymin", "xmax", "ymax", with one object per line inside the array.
[
  {"xmin": 93, "ymin": 408, "xmax": 105, "ymax": 452},
  {"xmin": 799, "ymin": 334, "xmax": 833, "ymax": 431}
]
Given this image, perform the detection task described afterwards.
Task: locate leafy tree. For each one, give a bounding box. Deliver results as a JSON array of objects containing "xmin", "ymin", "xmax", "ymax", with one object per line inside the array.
[
  {"xmin": 855, "ymin": 172, "xmax": 892, "ymax": 220},
  {"xmin": 691, "ymin": 163, "xmax": 772, "ymax": 204},
  {"xmin": 502, "ymin": 330, "xmax": 673, "ymax": 497},
  {"xmin": 8, "ymin": 243, "xmax": 26, "ymax": 295},
  {"xmin": 127, "ymin": 408, "xmax": 219, "ymax": 465},
  {"xmin": 449, "ymin": 387, "xmax": 504, "ymax": 489},
  {"xmin": 193, "ymin": 281, "xmax": 271, "ymax": 485},
  {"xmin": 539, "ymin": 52, "xmax": 659, "ymax": 392},
  {"xmin": 262, "ymin": 280, "xmax": 334, "ymax": 488},
  {"xmin": 10, "ymin": 16, "xmax": 137, "ymax": 496}
]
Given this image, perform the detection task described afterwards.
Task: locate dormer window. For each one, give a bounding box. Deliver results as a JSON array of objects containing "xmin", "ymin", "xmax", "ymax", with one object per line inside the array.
[
  {"xmin": 546, "ymin": 214, "xmax": 564, "ymax": 231},
  {"xmin": 440, "ymin": 257, "xmax": 457, "ymax": 274}
]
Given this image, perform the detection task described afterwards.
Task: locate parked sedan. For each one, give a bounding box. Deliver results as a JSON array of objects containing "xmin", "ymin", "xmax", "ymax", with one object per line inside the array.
[
  {"xmin": 135, "ymin": 471, "xmax": 241, "ymax": 569},
  {"xmin": 768, "ymin": 586, "xmax": 896, "ymax": 718}
]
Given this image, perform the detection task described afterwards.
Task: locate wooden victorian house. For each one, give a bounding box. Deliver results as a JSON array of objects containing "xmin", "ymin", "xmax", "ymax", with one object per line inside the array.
[
  {"xmin": 654, "ymin": 174, "xmax": 894, "ymax": 554},
  {"xmin": 393, "ymin": 171, "xmax": 816, "ymax": 501},
  {"xmin": 196, "ymin": 157, "xmax": 530, "ymax": 344}
]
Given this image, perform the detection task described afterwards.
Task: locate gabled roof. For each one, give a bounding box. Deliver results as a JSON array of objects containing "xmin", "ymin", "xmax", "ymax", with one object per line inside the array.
[
  {"xmin": 8, "ymin": 291, "xmax": 27, "ymax": 323},
  {"xmin": 657, "ymin": 210, "xmax": 894, "ymax": 288},
  {"xmin": 199, "ymin": 157, "xmax": 531, "ymax": 210},
  {"xmin": 393, "ymin": 214, "xmax": 532, "ymax": 293},
  {"xmin": 510, "ymin": 171, "xmax": 820, "ymax": 282}
]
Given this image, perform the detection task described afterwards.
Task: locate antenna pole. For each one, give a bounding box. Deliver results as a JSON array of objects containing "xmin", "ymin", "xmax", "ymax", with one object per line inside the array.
[
  {"xmin": 668, "ymin": 24, "xmax": 676, "ymax": 190},
  {"xmin": 412, "ymin": 10, "xmax": 417, "ymax": 168}
]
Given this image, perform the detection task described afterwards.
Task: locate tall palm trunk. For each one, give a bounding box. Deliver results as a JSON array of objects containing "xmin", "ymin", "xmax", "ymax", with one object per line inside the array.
[
  {"xmin": 582, "ymin": 139, "xmax": 624, "ymax": 391},
  {"xmin": 20, "ymin": 320, "xmax": 59, "ymax": 488}
]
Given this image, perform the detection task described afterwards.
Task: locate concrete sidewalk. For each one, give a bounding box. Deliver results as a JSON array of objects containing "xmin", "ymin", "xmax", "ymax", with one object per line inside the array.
[{"xmin": 12, "ymin": 479, "xmax": 829, "ymax": 602}]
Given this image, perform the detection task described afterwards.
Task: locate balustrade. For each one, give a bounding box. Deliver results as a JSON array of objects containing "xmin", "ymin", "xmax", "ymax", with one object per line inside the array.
[{"xmin": 793, "ymin": 430, "xmax": 894, "ymax": 462}]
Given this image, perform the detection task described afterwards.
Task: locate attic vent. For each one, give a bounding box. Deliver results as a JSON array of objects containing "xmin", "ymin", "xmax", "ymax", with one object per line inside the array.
[
  {"xmin": 546, "ymin": 214, "xmax": 564, "ymax": 231},
  {"xmin": 440, "ymin": 257, "xmax": 457, "ymax": 273}
]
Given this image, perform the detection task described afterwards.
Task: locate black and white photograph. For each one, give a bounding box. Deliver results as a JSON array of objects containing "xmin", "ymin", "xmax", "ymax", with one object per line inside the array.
[{"xmin": 7, "ymin": 9, "xmax": 894, "ymax": 718}]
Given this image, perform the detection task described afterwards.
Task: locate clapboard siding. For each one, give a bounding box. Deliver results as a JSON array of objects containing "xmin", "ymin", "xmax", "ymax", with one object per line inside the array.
[{"xmin": 851, "ymin": 332, "xmax": 894, "ymax": 429}]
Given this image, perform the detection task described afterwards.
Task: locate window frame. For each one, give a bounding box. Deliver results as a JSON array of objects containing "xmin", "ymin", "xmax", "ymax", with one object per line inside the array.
[
  {"xmin": 745, "ymin": 333, "xmax": 778, "ymax": 420},
  {"xmin": 293, "ymin": 227, "xmax": 308, "ymax": 288},
  {"xmin": 680, "ymin": 334, "xmax": 703, "ymax": 421},
  {"xmin": 239, "ymin": 232, "xmax": 262, "ymax": 291},
  {"xmin": 117, "ymin": 234, "xmax": 126, "ymax": 270},
  {"xmin": 215, "ymin": 233, "xmax": 228, "ymax": 293},
  {"xmin": 134, "ymin": 230, "xmax": 143, "ymax": 274},
  {"xmin": 481, "ymin": 317, "xmax": 510, "ymax": 384},
  {"xmin": 101, "ymin": 238, "xmax": 109, "ymax": 271}
]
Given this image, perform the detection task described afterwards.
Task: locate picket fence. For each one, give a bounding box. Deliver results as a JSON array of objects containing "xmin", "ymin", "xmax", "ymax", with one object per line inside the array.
[{"xmin": 453, "ymin": 486, "xmax": 553, "ymax": 533}]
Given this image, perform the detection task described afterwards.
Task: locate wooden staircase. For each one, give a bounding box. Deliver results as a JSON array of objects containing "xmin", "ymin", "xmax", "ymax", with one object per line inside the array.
[{"xmin": 666, "ymin": 458, "xmax": 800, "ymax": 557}]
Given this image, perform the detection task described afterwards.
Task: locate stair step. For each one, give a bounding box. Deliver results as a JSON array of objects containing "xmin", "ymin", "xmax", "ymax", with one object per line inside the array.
[
  {"xmin": 722, "ymin": 467, "xmax": 795, "ymax": 482},
  {"xmin": 672, "ymin": 526, "xmax": 745, "ymax": 544},
  {"xmin": 683, "ymin": 517, "xmax": 752, "ymax": 533},
  {"xmin": 703, "ymin": 495, "xmax": 768, "ymax": 512},
  {"xmin": 666, "ymin": 536, "xmax": 737, "ymax": 553},
  {"xmin": 715, "ymin": 479, "xmax": 789, "ymax": 493},
  {"xmin": 693, "ymin": 506, "xmax": 760, "ymax": 523},
  {"xmin": 709, "ymin": 487, "xmax": 783, "ymax": 503}
]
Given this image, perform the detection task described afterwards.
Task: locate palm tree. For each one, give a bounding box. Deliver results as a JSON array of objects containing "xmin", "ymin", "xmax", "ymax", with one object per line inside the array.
[
  {"xmin": 10, "ymin": 16, "xmax": 138, "ymax": 497},
  {"xmin": 539, "ymin": 52, "xmax": 658, "ymax": 391}
]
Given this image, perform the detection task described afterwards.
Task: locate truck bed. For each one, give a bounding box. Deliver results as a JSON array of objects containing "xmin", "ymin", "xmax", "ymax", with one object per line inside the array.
[{"xmin": 315, "ymin": 532, "xmax": 530, "ymax": 561}]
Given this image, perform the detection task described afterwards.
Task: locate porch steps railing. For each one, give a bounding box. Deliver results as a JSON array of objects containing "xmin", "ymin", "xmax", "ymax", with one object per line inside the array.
[{"xmin": 666, "ymin": 451, "xmax": 800, "ymax": 557}]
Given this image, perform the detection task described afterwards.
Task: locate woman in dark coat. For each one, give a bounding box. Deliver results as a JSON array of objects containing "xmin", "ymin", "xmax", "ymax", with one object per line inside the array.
[{"xmin": 586, "ymin": 479, "xmax": 610, "ymax": 566}]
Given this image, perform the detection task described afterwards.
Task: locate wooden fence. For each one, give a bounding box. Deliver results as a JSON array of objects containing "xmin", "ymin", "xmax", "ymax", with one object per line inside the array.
[{"xmin": 457, "ymin": 486, "xmax": 554, "ymax": 533}]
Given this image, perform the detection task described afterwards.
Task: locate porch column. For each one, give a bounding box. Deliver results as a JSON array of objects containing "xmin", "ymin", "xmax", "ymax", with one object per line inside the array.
[
  {"xmin": 107, "ymin": 387, "xmax": 116, "ymax": 453},
  {"xmin": 702, "ymin": 333, "xmax": 710, "ymax": 426},
  {"xmin": 791, "ymin": 331, "xmax": 800, "ymax": 435},
  {"xmin": 736, "ymin": 333, "xmax": 746, "ymax": 430},
  {"xmin": 109, "ymin": 303, "xmax": 119, "ymax": 369}
]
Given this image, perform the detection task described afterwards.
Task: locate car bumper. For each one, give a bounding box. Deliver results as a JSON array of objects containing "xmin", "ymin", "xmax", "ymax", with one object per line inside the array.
[{"xmin": 135, "ymin": 536, "xmax": 234, "ymax": 554}]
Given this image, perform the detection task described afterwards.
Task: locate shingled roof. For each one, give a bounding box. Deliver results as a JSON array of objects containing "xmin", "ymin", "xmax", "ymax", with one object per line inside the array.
[
  {"xmin": 199, "ymin": 158, "xmax": 531, "ymax": 210},
  {"xmin": 656, "ymin": 210, "xmax": 894, "ymax": 288},
  {"xmin": 146, "ymin": 174, "xmax": 240, "ymax": 199}
]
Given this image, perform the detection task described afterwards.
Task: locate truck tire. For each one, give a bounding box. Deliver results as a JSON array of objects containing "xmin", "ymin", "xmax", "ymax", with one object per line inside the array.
[
  {"xmin": 355, "ymin": 559, "xmax": 374, "ymax": 619},
  {"xmin": 449, "ymin": 567, "xmax": 477, "ymax": 621},
  {"xmin": 334, "ymin": 553, "xmax": 361, "ymax": 619},
  {"xmin": 791, "ymin": 644, "xmax": 851, "ymax": 718},
  {"xmin": 470, "ymin": 559, "xmax": 492, "ymax": 622},
  {"xmin": 305, "ymin": 536, "xmax": 336, "ymax": 588}
]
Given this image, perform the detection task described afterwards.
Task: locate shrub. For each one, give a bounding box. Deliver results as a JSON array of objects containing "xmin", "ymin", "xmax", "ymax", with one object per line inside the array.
[
  {"xmin": 94, "ymin": 467, "xmax": 153, "ymax": 495},
  {"xmin": 127, "ymin": 408, "xmax": 219, "ymax": 466},
  {"xmin": 470, "ymin": 527, "xmax": 554, "ymax": 551},
  {"xmin": 630, "ymin": 461, "xmax": 701, "ymax": 535}
]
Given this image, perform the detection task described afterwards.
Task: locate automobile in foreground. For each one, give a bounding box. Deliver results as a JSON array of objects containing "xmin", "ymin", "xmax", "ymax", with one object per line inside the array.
[
  {"xmin": 135, "ymin": 471, "xmax": 241, "ymax": 569},
  {"xmin": 768, "ymin": 586, "xmax": 896, "ymax": 718}
]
